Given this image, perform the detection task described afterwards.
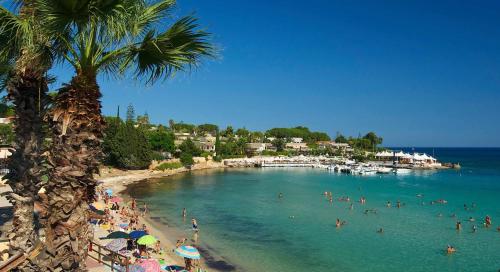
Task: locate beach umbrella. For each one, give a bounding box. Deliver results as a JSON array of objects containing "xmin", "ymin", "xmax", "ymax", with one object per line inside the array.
[
  {"xmin": 110, "ymin": 196, "xmax": 123, "ymax": 203},
  {"xmin": 137, "ymin": 235, "xmax": 157, "ymax": 246},
  {"xmin": 129, "ymin": 230, "xmax": 147, "ymax": 239},
  {"xmin": 138, "ymin": 259, "xmax": 161, "ymax": 272},
  {"xmin": 119, "ymin": 223, "xmax": 129, "ymax": 229},
  {"xmin": 105, "ymin": 188, "xmax": 113, "ymax": 196},
  {"xmin": 91, "ymin": 202, "xmax": 105, "ymax": 209},
  {"xmin": 106, "ymin": 231, "xmax": 129, "ymax": 239},
  {"xmin": 175, "ymin": 245, "xmax": 201, "ymax": 260},
  {"xmin": 105, "ymin": 238, "xmax": 127, "ymax": 252},
  {"xmin": 89, "ymin": 205, "xmax": 105, "ymax": 215}
]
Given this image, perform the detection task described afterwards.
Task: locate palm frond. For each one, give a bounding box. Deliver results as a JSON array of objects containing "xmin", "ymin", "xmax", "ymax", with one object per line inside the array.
[{"xmin": 120, "ymin": 16, "xmax": 215, "ymax": 84}]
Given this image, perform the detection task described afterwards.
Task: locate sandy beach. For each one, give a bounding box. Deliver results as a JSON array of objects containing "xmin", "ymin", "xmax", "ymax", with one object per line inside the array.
[{"xmin": 95, "ymin": 161, "xmax": 230, "ymax": 271}]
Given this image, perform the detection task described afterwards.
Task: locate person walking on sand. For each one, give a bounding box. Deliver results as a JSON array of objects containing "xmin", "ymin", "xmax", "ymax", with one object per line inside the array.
[
  {"xmin": 142, "ymin": 202, "xmax": 148, "ymax": 216},
  {"xmin": 131, "ymin": 198, "xmax": 136, "ymax": 211},
  {"xmin": 192, "ymin": 218, "xmax": 199, "ymax": 232}
]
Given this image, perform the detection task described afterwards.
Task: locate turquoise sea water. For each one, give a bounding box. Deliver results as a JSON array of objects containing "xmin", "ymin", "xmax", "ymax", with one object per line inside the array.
[{"xmin": 127, "ymin": 148, "xmax": 500, "ymax": 272}]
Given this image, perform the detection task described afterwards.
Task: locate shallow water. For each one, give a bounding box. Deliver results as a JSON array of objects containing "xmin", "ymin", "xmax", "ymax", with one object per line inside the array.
[{"xmin": 127, "ymin": 148, "xmax": 500, "ymax": 272}]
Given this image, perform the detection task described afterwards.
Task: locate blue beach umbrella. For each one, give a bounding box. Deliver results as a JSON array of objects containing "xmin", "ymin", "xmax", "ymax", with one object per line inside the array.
[
  {"xmin": 105, "ymin": 189, "xmax": 113, "ymax": 196},
  {"xmin": 129, "ymin": 230, "xmax": 147, "ymax": 239},
  {"xmin": 175, "ymin": 245, "xmax": 201, "ymax": 260}
]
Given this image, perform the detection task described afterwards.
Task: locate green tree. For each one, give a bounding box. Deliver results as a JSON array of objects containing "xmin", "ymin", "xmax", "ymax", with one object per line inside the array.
[
  {"xmin": 222, "ymin": 125, "xmax": 234, "ymax": 138},
  {"xmin": 137, "ymin": 112, "xmax": 149, "ymax": 125},
  {"xmin": 363, "ymin": 132, "xmax": 383, "ymax": 150},
  {"xmin": 178, "ymin": 138, "xmax": 202, "ymax": 157},
  {"xmin": 147, "ymin": 126, "xmax": 175, "ymax": 153},
  {"xmin": 126, "ymin": 103, "xmax": 135, "ymax": 123},
  {"xmin": 335, "ymin": 134, "xmax": 348, "ymax": 143},
  {"xmin": 106, "ymin": 122, "xmax": 153, "ymax": 169},
  {"xmin": 272, "ymin": 138, "xmax": 286, "ymax": 152},
  {"xmin": 180, "ymin": 152, "xmax": 194, "ymax": 167},
  {"xmin": 35, "ymin": 0, "xmax": 214, "ymax": 268},
  {"xmin": 236, "ymin": 127, "xmax": 250, "ymax": 138},
  {"xmin": 0, "ymin": 3, "xmax": 51, "ymax": 268},
  {"xmin": 197, "ymin": 123, "xmax": 218, "ymax": 135},
  {"xmin": 0, "ymin": 123, "xmax": 14, "ymax": 144}
]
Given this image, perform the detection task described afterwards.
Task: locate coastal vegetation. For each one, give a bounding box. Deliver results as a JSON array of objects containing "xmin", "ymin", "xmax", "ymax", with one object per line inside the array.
[{"xmin": 0, "ymin": 0, "xmax": 214, "ymax": 270}]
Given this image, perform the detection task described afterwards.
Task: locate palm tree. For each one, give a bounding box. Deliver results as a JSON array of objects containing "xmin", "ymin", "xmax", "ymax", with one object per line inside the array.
[
  {"xmin": 36, "ymin": 0, "xmax": 214, "ymax": 270},
  {"xmin": 0, "ymin": 2, "xmax": 51, "ymax": 270}
]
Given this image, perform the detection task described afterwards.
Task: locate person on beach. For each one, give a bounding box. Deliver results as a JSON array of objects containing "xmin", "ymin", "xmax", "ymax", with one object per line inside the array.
[
  {"xmin": 131, "ymin": 198, "xmax": 136, "ymax": 211},
  {"xmin": 192, "ymin": 218, "xmax": 199, "ymax": 232},
  {"xmin": 142, "ymin": 202, "xmax": 148, "ymax": 216}
]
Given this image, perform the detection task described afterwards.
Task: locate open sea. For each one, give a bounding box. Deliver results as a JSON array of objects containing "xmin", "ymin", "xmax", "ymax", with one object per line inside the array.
[{"xmin": 126, "ymin": 148, "xmax": 500, "ymax": 272}]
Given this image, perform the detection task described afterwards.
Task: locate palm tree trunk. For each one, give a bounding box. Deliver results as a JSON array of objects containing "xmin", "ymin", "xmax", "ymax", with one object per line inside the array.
[
  {"xmin": 45, "ymin": 74, "xmax": 105, "ymax": 271},
  {"xmin": 4, "ymin": 67, "xmax": 48, "ymax": 271}
]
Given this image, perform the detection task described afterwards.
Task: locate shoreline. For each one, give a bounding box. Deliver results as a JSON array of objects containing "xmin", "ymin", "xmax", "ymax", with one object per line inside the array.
[{"xmin": 96, "ymin": 163, "xmax": 240, "ymax": 271}]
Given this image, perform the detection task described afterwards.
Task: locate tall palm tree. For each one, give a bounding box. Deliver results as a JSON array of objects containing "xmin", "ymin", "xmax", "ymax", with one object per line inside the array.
[
  {"xmin": 0, "ymin": 2, "xmax": 51, "ymax": 270},
  {"xmin": 36, "ymin": 0, "xmax": 214, "ymax": 270}
]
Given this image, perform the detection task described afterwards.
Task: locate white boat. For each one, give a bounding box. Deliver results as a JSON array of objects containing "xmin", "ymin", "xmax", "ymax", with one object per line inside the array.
[
  {"xmin": 376, "ymin": 167, "xmax": 392, "ymax": 174},
  {"xmin": 394, "ymin": 168, "xmax": 412, "ymax": 174}
]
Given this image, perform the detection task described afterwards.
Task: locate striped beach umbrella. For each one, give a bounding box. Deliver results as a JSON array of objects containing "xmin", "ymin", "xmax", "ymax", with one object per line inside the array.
[
  {"xmin": 137, "ymin": 235, "xmax": 157, "ymax": 246},
  {"xmin": 175, "ymin": 245, "xmax": 201, "ymax": 260}
]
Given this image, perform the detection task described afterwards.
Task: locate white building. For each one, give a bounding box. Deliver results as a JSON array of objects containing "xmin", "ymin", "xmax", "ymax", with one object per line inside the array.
[{"xmin": 290, "ymin": 137, "xmax": 303, "ymax": 143}]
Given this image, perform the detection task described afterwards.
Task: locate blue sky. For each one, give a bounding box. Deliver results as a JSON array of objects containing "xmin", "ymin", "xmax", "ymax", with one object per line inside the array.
[{"xmin": 49, "ymin": 0, "xmax": 500, "ymax": 147}]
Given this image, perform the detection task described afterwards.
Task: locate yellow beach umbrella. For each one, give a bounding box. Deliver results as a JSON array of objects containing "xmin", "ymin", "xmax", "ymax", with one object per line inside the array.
[{"xmin": 92, "ymin": 202, "xmax": 105, "ymax": 209}]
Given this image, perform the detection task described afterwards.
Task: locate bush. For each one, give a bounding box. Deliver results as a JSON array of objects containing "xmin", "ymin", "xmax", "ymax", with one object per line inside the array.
[
  {"xmin": 180, "ymin": 152, "xmax": 194, "ymax": 167},
  {"xmin": 155, "ymin": 161, "xmax": 183, "ymax": 171}
]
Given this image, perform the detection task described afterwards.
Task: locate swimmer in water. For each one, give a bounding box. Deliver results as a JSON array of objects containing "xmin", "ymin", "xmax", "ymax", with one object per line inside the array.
[
  {"xmin": 484, "ymin": 215, "xmax": 492, "ymax": 227},
  {"xmin": 472, "ymin": 225, "xmax": 477, "ymax": 233},
  {"xmin": 278, "ymin": 192, "xmax": 283, "ymax": 199},
  {"xmin": 456, "ymin": 221, "xmax": 461, "ymax": 231},
  {"xmin": 468, "ymin": 217, "xmax": 475, "ymax": 222},
  {"xmin": 446, "ymin": 245, "xmax": 456, "ymax": 254},
  {"xmin": 377, "ymin": 228, "xmax": 384, "ymax": 233},
  {"xmin": 416, "ymin": 193, "xmax": 424, "ymax": 198},
  {"xmin": 349, "ymin": 203, "xmax": 354, "ymax": 210},
  {"xmin": 397, "ymin": 200, "xmax": 401, "ymax": 208},
  {"xmin": 386, "ymin": 201, "xmax": 391, "ymax": 208},
  {"xmin": 336, "ymin": 218, "xmax": 341, "ymax": 228}
]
